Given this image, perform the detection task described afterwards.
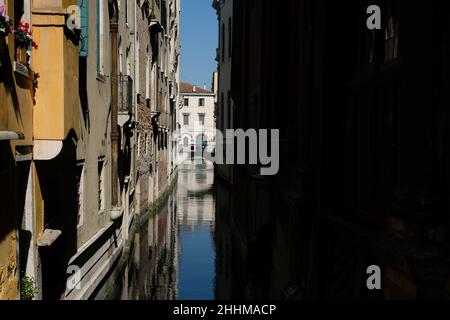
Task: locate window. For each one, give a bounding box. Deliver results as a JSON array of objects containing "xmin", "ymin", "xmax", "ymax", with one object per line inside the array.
[
  {"xmin": 164, "ymin": 132, "xmax": 169, "ymax": 149},
  {"xmin": 158, "ymin": 129, "xmax": 162, "ymax": 150},
  {"xmin": 184, "ymin": 98, "xmax": 189, "ymax": 106},
  {"xmin": 221, "ymin": 93, "xmax": 224, "ymax": 131},
  {"xmin": 97, "ymin": 0, "xmax": 105, "ymax": 73},
  {"xmin": 14, "ymin": 0, "xmax": 32, "ymax": 65},
  {"xmin": 385, "ymin": 11, "xmax": 399, "ymax": 62},
  {"xmin": 119, "ymin": 37, "xmax": 123, "ymax": 74},
  {"xmin": 126, "ymin": 47, "xmax": 131, "ymax": 76},
  {"xmin": 228, "ymin": 17, "xmax": 232, "ymax": 58},
  {"xmin": 198, "ymin": 114, "xmax": 205, "ymax": 126},
  {"xmin": 125, "ymin": 0, "xmax": 129, "ymax": 25},
  {"xmin": 146, "ymin": 46, "xmax": 150, "ymax": 99},
  {"xmin": 199, "ymin": 98, "xmax": 205, "ymax": 107},
  {"xmin": 197, "ymin": 134, "xmax": 207, "ymax": 151},
  {"xmin": 183, "ymin": 137, "xmax": 189, "ymax": 146},
  {"xmin": 98, "ymin": 160, "xmax": 105, "ymax": 212},
  {"xmin": 19, "ymin": 0, "xmax": 31, "ymax": 27},
  {"xmin": 145, "ymin": 132, "xmax": 149, "ymax": 154},
  {"xmin": 76, "ymin": 163, "xmax": 85, "ymax": 228},
  {"xmin": 227, "ymin": 91, "xmax": 231, "ymax": 129},
  {"xmin": 137, "ymin": 132, "xmax": 141, "ymax": 156},
  {"xmin": 149, "ymin": 133, "xmax": 153, "ymax": 155},
  {"xmin": 222, "ymin": 23, "xmax": 225, "ymax": 62},
  {"xmin": 136, "ymin": 33, "xmax": 140, "ymax": 93},
  {"xmin": 183, "ymin": 114, "xmax": 190, "ymax": 126}
]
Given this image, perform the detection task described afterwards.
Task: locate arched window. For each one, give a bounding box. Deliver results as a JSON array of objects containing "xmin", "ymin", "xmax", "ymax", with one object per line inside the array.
[{"xmin": 196, "ymin": 134, "xmax": 208, "ymax": 152}]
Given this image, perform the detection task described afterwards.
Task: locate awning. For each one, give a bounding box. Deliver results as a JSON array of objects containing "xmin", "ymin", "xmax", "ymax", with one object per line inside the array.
[{"xmin": 0, "ymin": 130, "xmax": 25, "ymax": 141}]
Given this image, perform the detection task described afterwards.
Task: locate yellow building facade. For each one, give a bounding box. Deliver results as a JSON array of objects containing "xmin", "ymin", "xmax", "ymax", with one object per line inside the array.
[
  {"xmin": 0, "ymin": 0, "xmax": 180, "ymax": 300},
  {"xmin": 0, "ymin": 0, "xmax": 35, "ymax": 300}
]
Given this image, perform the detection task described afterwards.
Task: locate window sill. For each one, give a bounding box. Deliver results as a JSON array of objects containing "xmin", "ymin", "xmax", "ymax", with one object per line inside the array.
[
  {"xmin": 14, "ymin": 62, "xmax": 34, "ymax": 80},
  {"xmin": 96, "ymin": 72, "xmax": 106, "ymax": 83},
  {"xmin": 119, "ymin": 110, "xmax": 130, "ymax": 116}
]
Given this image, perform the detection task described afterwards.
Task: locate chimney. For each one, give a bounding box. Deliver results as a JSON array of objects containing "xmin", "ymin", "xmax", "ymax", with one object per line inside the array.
[
  {"xmin": 203, "ymin": 84, "xmax": 207, "ymax": 90},
  {"xmin": 193, "ymin": 86, "xmax": 196, "ymax": 92}
]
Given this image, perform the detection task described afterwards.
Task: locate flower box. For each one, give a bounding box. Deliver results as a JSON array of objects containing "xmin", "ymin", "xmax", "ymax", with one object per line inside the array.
[
  {"xmin": 0, "ymin": 4, "xmax": 12, "ymax": 37},
  {"xmin": 14, "ymin": 21, "xmax": 37, "ymax": 54}
]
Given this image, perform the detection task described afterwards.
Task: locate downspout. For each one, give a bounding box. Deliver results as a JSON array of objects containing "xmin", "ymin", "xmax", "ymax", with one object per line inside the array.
[{"xmin": 109, "ymin": 0, "xmax": 122, "ymax": 219}]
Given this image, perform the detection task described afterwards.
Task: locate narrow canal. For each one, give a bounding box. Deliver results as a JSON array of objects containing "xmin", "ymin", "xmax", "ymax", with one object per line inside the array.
[
  {"xmin": 177, "ymin": 163, "xmax": 216, "ymax": 300},
  {"xmin": 108, "ymin": 160, "xmax": 217, "ymax": 300}
]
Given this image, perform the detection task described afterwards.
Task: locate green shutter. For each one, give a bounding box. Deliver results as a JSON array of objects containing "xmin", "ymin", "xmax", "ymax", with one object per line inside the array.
[{"xmin": 79, "ymin": 0, "xmax": 89, "ymax": 57}]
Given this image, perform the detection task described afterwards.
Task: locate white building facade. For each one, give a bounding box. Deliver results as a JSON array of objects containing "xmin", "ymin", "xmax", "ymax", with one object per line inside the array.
[{"xmin": 178, "ymin": 83, "xmax": 216, "ymax": 161}]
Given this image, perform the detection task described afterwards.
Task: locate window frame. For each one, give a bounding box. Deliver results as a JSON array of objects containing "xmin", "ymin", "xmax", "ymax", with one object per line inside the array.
[
  {"xmin": 384, "ymin": 12, "xmax": 399, "ymax": 63},
  {"xmin": 97, "ymin": 0, "xmax": 105, "ymax": 74},
  {"xmin": 183, "ymin": 114, "xmax": 190, "ymax": 126},
  {"xmin": 98, "ymin": 159, "xmax": 106, "ymax": 213},
  {"xmin": 198, "ymin": 113, "xmax": 206, "ymax": 126}
]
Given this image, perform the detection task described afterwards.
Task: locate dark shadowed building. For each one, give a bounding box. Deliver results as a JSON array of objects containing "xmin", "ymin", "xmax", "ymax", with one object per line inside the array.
[{"xmin": 215, "ymin": 0, "xmax": 450, "ymax": 299}]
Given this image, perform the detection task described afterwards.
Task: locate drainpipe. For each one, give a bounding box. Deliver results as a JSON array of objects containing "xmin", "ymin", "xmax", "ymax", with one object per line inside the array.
[{"xmin": 109, "ymin": 0, "xmax": 121, "ymax": 220}]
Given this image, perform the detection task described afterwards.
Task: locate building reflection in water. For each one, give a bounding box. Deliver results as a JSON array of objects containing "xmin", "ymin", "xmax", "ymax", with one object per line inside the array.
[
  {"xmin": 110, "ymin": 188, "xmax": 179, "ymax": 300},
  {"xmin": 214, "ymin": 177, "xmax": 275, "ymax": 300},
  {"xmin": 107, "ymin": 160, "xmax": 217, "ymax": 300},
  {"xmin": 177, "ymin": 160, "xmax": 216, "ymax": 300}
]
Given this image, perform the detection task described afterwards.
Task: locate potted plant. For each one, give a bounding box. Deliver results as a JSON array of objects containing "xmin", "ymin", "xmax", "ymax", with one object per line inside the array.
[
  {"xmin": 0, "ymin": 4, "xmax": 12, "ymax": 37},
  {"xmin": 20, "ymin": 274, "xmax": 38, "ymax": 300},
  {"xmin": 14, "ymin": 21, "xmax": 37, "ymax": 66}
]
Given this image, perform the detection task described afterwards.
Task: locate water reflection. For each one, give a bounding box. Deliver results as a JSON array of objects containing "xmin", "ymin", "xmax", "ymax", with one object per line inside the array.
[
  {"xmin": 177, "ymin": 161, "xmax": 215, "ymax": 300},
  {"xmin": 109, "ymin": 161, "xmax": 216, "ymax": 300},
  {"xmin": 117, "ymin": 190, "xmax": 178, "ymax": 300}
]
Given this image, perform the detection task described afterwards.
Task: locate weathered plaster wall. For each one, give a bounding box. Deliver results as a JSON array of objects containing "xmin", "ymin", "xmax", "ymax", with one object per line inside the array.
[
  {"xmin": 135, "ymin": 0, "xmax": 156, "ymax": 211},
  {"xmin": 0, "ymin": 160, "xmax": 17, "ymax": 300},
  {"xmin": 75, "ymin": 0, "xmax": 113, "ymax": 247},
  {"xmin": 32, "ymin": 6, "xmax": 81, "ymax": 141},
  {"xmin": 0, "ymin": 0, "xmax": 36, "ymax": 300}
]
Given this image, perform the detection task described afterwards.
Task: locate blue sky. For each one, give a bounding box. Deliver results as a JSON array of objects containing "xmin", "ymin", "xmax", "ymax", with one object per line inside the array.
[{"xmin": 180, "ymin": 0, "xmax": 218, "ymax": 89}]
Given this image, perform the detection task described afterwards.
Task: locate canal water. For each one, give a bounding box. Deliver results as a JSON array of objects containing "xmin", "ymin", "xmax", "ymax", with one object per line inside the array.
[
  {"xmin": 109, "ymin": 161, "xmax": 217, "ymax": 300},
  {"xmin": 177, "ymin": 164, "xmax": 216, "ymax": 300}
]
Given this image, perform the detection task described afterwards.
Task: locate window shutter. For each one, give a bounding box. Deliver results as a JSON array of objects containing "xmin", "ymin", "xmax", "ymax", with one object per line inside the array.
[{"xmin": 79, "ymin": 0, "xmax": 89, "ymax": 57}]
